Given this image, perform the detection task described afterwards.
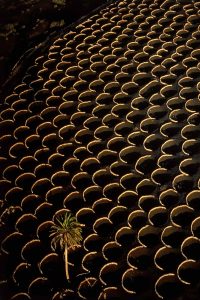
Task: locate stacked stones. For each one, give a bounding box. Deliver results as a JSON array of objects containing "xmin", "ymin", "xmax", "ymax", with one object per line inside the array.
[{"xmin": 1, "ymin": 0, "xmax": 200, "ymax": 299}]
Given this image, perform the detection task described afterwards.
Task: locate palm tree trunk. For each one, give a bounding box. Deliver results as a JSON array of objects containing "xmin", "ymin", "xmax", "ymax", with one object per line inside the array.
[{"xmin": 64, "ymin": 243, "xmax": 70, "ymax": 281}]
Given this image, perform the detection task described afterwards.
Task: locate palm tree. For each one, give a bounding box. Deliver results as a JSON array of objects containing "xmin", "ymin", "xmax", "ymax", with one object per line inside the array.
[{"xmin": 50, "ymin": 212, "xmax": 84, "ymax": 281}]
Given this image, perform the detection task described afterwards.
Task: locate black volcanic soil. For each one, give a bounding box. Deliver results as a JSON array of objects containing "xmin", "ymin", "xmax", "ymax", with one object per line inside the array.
[
  {"xmin": 1, "ymin": 0, "xmax": 200, "ymax": 299},
  {"xmin": 0, "ymin": 0, "xmax": 108, "ymax": 97}
]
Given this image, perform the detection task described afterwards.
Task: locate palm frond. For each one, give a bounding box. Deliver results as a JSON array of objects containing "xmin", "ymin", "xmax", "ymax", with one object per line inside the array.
[
  {"xmin": 49, "ymin": 211, "xmax": 84, "ymax": 281},
  {"xmin": 50, "ymin": 212, "xmax": 84, "ymax": 250}
]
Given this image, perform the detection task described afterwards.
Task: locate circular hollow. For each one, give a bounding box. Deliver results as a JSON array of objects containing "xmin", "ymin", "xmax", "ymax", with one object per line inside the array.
[
  {"xmin": 28, "ymin": 277, "xmax": 50, "ymax": 297},
  {"xmin": 92, "ymin": 198, "xmax": 113, "ymax": 216},
  {"xmin": 118, "ymin": 191, "xmax": 138, "ymax": 208},
  {"xmin": 15, "ymin": 214, "xmax": 38, "ymax": 235},
  {"xmin": 182, "ymin": 139, "xmax": 200, "ymax": 155},
  {"xmin": 122, "ymin": 268, "xmax": 149, "ymax": 294},
  {"xmin": 177, "ymin": 259, "xmax": 200, "ymax": 285},
  {"xmin": 161, "ymin": 139, "xmax": 182, "ymax": 155},
  {"xmin": 102, "ymin": 241, "xmax": 122, "ymax": 261},
  {"xmin": 3, "ymin": 165, "xmax": 21, "ymax": 182},
  {"xmin": 169, "ymin": 108, "xmax": 188, "ymax": 123},
  {"xmin": 161, "ymin": 226, "xmax": 187, "ymax": 248},
  {"xmin": 172, "ymin": 174, "xmax": 194, "ymax": 193},
  {"xmin": 181, "ymin": 124, "xmax": 200, "ymax": 139},
  {"xmin": 127, "ymin": 246, "xmax": 152, "ymax": 270},
  {"xmin": 34, "ymin": 162, "xmax": 52, "ymax": 178},
  {"xmin": 39, "ymin": 253, "xmax": 64, "ymax": 282},
  {"xmin": 161, "ymin": 122, "xmax": 182, "ymax": 138},
  {"xmin": 31, "ymin": 178, "xmax": 52, "ymax": 196},
  {"xmin": 114, "ymin": 121, "xmax": 133, "ymax": 137},
  {"xmin": 42, "ymin": 133, "xmax": 61, "ymax": 149},
  {"xmin": 83, "ymin": 233, "xmax": 104, "ymax": 252},
  {"xmin": 158, "ymin": 154, "xmax": 179, "ymax": 169},
  {"xmin": 80, "ymin": 158, "xmax": 100, "ymax": 174},
  {"xmin": 83, "ymin": 185, "xmax": 102, "ymax": 204},
  {"xmin": 93, "ymin": 215, "xmax": 113, "ymax": 236},
  {"xmin": 110, "ymin": 160, "xmax": 130, "ymax": 176},
  {"xmin": 147, "ymin": 105, "xmax": 168, "ymax": 119},
  {"xmin": 138, "ymin": 225, "xmax": 161, "ymax": 248},
  {"xmin": 187, "ymin": 113, "xmax": 200, "ymax": 126},
  {"xmin": 95, "ymin": 93, "xmax": 112, "ymax": 105},
  {"xmin": 103, "ymin": 183, "xmax": 124, "ymax": 200},
  {"xmin": 87, "ymin": 139, "xmax": 105, "ymax": 155},
  {"xmin": 20, "ymin": 194, "xmax": 41, "ymax": 213},
  {"xmin": 107, "ymin": 137, "xmax": 127, "ymax": 152},
  {"xmin": 75, "ymin": 129, "xmax": 94, "ymax": 145},
  {"xmin": 92, "ymin": 169, "xmax": 114, "ymax": 188},
  {"xmin": 154, "ymin": 246, "xmax": 182, "ymax": 272},
  {"xmin": 9, "ymin": 142, "xmax": 28, "ymax": 159},
  {"xmin": 143, "ymin": 134, "xmax": 164, "ymax": 151},
  {"xmin": 115, "ymin": 226, "xmax": 135, "ymax": 246},
  {"xmin": 94, "ymin": 125, "xmax": 113, "ymax": 141},
  {"xmin": 113, "ymin": 92, "xmax": 131, "ymax": 105},
  {"xmin": 148, "ymin": 206, "xmax": 168, "ymax": 227},
  {"xmin": 181, "ymin": 236, "xmax": 200, "ymax": 260},
  {"xmin": 155, "ymin": 273, "xmax": 184, "ymax": 299},
  {"xmin": 136, "ymin": 179, "xmax": 156, "ymax": 196},
  {"xmin": 108, "ymin": 206, "xmax": 128, "ymax": 225},
  {"xmin": 128, "ymin": 210, "xmax": 146, "ymax": 230},
  {"xmin": 159, "ymin": 189, "xmax": 179, "ymax": 208},
  {"xmin": 84, "ymin": 116, "xmax": 101, "ymax": 131},
  {"xmin": 21, "ymin": 239, "xmax": 45, "ymax": 263},
  {"xmin": 46, "ymin": 186, "xmax": 66, "ymax": 209},
  {"xmin": 151, "ymin": 168, "xmax": 172, "ymax": 185},
  {"xmin": 179, "ymin": 158, "xmax": 199, "ymax": 176},
  {"xmin": 135, "ymin": 155, "xmax": 156, "ymax": 175},
  {"xmin": 82, "ymin": 251, "xmax": 104, "ymax": 275},
  {"xmin": 64, "ymin": 191, "xmax": 83, "ymax": 212},
  {"xmin": 119, "ymin": 146, "xmax": 141, "ymax": 164},
  {"xmin": 51, "ymin": 171, "xmax": 70, "ymax": 186},
  {"xmin": 13, "ymin": 126, "xmax": 31, "ymax": 141},
  {"xmin": 97, "ymin": 150, "xmax": 117, "ymax": 166},
  {"xmin": 128, "ymin": 131, "xmax": 146, "ymax": 145},
  {"xmin": 140, "ymin": 118, "xmax": 159, "ymax": 133},
  {"xmin": 78, "ymin": 277, "xmax": 101, "ymax": 300},
  {"xmin": 63, "ymin": 158, "xmax": 80, "ymax": 174},
  {"xmin": 1, "ymin": 232, "xmax": 25, "ymax": 255},
  {"xmin": 4, "ymin": 187, "xmax": 24, "ymax": 206},
  {"xmin": 186, "ymin": 190, "xmax": 200, "ymax": 210},
  {"xmin": 72, "ymin": 172, "xmax": 92, "ymax": 190},
  {"xmin": 80, "ymin": 102, "xmax": 95, "ymax": 117},
  {"xmin": 71, "ymin": 112, "xmax": 88, "ymax": 127},
  {"xmin": 120, "ymin": 173, "xmax": 141, "ymax": 190},
  {"xmin": 138, "ymin": 195, "xmax": 158, "ymax": 212},
  {"xmin": 36, "ymin": 220, "xmax": 54, "ymax": 241},
  {"xmin": 99, "ymin": 262, "xmax": 120, "ymax": 285},
  {"xmin": 76, "ymin": 208, "xmax": 95, "ymax": 226}
]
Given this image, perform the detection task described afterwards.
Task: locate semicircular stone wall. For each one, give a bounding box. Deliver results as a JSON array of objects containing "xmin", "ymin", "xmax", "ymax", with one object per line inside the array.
[{"xmin": 1, "ymin": 0, "xmax": 200, "ymax": 299}]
